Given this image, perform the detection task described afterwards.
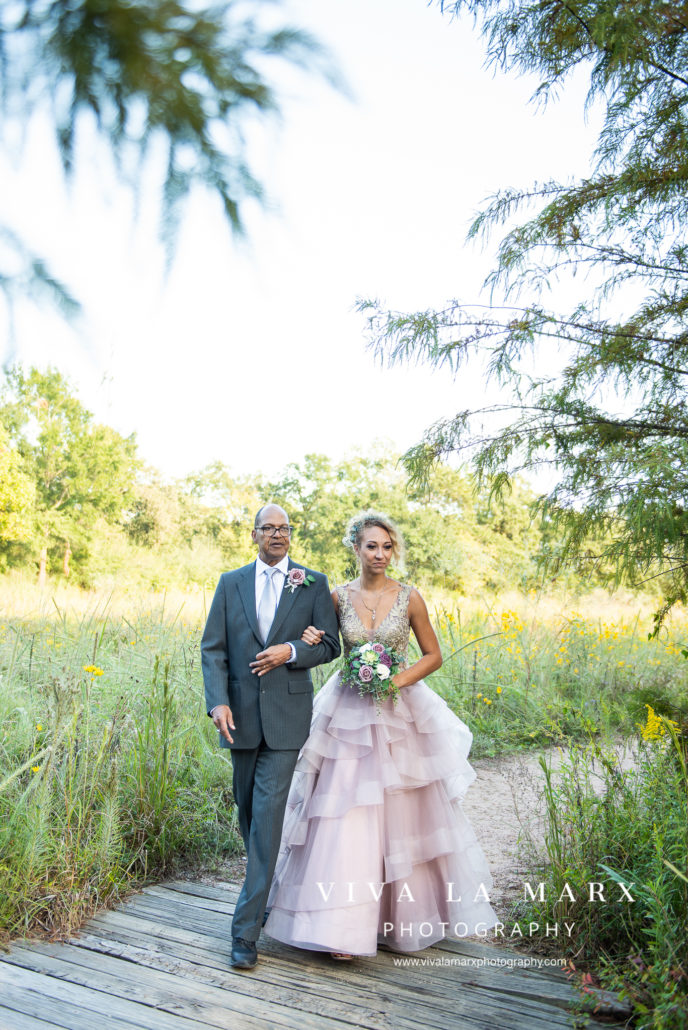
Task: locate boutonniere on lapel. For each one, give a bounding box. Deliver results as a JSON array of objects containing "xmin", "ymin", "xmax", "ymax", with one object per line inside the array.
[{"xmin": 285, "ymin": 568, "xmax": 315, "ymax": 593}]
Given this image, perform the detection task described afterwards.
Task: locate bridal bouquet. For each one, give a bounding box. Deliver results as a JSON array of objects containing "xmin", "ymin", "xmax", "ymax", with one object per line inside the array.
[{"xmin": 343, "ymin": 641, "xmax": 404, "ymax": 706}]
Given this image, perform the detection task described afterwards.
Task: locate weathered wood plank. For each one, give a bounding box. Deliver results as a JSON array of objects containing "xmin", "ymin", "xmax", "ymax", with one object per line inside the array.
[
  {"xmin": 93, "ymin": 901, "xmax": 561, "ymax": 993},
  {"xmin": 164, "ymin": 880, "xmax": 241, "ymax": 904},
  {"xmin": 86, "ymin": 906, "xmax": 580, "ymax": 1029},
  {"xmin": 258, "ymin": 949, "xmax": 577, "ymax": 1030},
  {"xmin": 75, "ymin": 926, "xmax": 577, "ymax": 1030},
  {"xmin": 4, "ymin": 942, "xmax": 350, "ymax": 1030},
  {"xmin": 87, "ymin": 905, "xmax": 574, "ymax": 1029},
  {"xmin": 0, "ymin": 878, "xmax": 628, "ymax": 1030},
  {"xmin": 5, "ymin": 939, "xmax": 487, "ymax": 1030},
  {"xmin": 0, "ymin": 1004, "xmax": 60, "ymax": 1030},
  {"xmin": 433, "ymin": 932, "xmax": 633, "ymax": 1016},
  {"xmin": 154, "ymin": 886, "xmax": 629, "ymax": 1021},
  {"xmin": 87, "ymin": 907, "xmax": 229, "ymax": 955},
  {"xmin": 128, "ymin": 889, "xmax": 571, "ymax": 994},
  {"xmin": 0, "ymin": 962, "xmax": 206, "ymax": 1030},
  {"xmin": 160, "ymin": 879, "xmax": 569, "ymax": 987},
  {"xmin": 82, "ymin": 914, "xmax": 440, "ymax": 1025},
  {"xmin": 116, "ymin": 896, "xmax": 233, "ymax": 941},
  {"xmin": 84, "ymin": 910, "xmax": 576, "ymax": 1030},
  {"xmin": 141, "ymin": 886, "xmax": 235, "ymax": 916},
  {"xmin": 17, "ymin": 938, "xmax": 368, "ymax": 1028},
  {"xmin": 141, "ymin": 878, "xmax": 631, "ymax": 1023},
  {"xmin": 70, "ymin": 933, "xmax": 397, "ymax": 1030},
  {"xmin": 122, "ymin": 893, "xmax": 230, "ymax": 926}
]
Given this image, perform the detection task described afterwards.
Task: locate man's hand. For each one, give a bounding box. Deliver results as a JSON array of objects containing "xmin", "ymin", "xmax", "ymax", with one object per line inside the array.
[
  {"xmin": 212, "ymin": 704, "xmax": 235, "ymax": 744},
  {"xmin": 250, "ymin": 644, "xmax": 292, "ymax": 677},
  {"xmin": 301, "ymin": 625, "xmax": 325, "ymax": 646}
]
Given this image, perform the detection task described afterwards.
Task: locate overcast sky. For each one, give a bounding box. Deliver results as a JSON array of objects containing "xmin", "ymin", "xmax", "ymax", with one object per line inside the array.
[{"xmin": 1, "ymin": 0, "xmax": 601, "ymax": 481}]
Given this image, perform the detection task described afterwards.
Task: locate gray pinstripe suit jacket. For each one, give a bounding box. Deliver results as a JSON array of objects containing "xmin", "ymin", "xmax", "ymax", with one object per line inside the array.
[{"xmin": 201, "ymin": 559, "xmax": 340, "ymax": 749}]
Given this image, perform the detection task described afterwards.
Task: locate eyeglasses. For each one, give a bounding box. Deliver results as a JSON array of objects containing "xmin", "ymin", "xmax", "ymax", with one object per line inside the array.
[{"xmin": 257, "ymin": 525, "xmax": 293, "ymax": 537}]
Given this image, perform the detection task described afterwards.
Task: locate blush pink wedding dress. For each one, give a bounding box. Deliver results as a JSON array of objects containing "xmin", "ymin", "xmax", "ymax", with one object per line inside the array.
[{"xmin": 264, "ymin": 584, "xmax": 498, "ymax": 955}]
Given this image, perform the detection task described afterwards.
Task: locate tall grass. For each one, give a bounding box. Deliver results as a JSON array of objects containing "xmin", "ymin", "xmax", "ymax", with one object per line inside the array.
[
  {"xmin": 426, "ymin": 603, "xmax": 687, "ymax": 756},
  {"xmin": 512, "ymin": 720, "xmax": 688, "ymax": 1029},
  {"xmin": 0, "ymin": 603, "xmax": 239, "ymax": 942},
  {"xmin": 427, "ymin": 600, "xmax": 688, "ymax": 1025}
]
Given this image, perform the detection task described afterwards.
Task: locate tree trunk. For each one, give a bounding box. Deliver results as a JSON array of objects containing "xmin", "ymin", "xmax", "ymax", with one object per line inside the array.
[
  {"xmin": 38, "ymin": 546, "xmax": 47, "ymax": 588},
  {"xmin": 63, "ymin": 541, "xmax": 72, "ymax": 577}
]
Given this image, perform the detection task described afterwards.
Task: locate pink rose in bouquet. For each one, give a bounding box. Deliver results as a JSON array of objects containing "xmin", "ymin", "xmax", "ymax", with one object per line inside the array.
[{"xmin": 343, "ymin": 641, "xmax": 404, "ymax": 708}]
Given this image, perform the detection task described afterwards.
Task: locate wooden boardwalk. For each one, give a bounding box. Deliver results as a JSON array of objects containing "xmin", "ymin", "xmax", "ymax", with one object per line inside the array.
[{"xmin": 0, "ymin": 879, "xmax": 631, "ymax": 1030}]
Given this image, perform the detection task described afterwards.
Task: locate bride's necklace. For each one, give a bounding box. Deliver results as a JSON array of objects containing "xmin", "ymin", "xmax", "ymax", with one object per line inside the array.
[{"xmin": 357, "ymin": 582, "xmax": 395, "ymax": 625}]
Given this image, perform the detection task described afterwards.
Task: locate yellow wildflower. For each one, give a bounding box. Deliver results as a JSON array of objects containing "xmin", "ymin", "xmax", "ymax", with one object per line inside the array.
[
  {"xmin": 36, "ymin": 723, "xmax": 43, "ymax": 732},
  {"xmin": 496, "ymin": 686, "xmax": 502, "ymax": 695},
  {"xmin": 31, "ymin": 766, "xmax": 39, "ymax": 773},
  {"xmin": 641, "ymin": 704, "xmax": 680, "ymax": 741}
]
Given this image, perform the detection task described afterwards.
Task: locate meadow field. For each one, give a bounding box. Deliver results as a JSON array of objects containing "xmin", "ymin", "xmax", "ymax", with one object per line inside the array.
[{"xmin": 1, "ymin": 578, "xmax": 686, "ymax": 1025}]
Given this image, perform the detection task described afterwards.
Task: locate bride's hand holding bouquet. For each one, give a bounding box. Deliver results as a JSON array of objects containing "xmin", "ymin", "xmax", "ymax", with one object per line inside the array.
[{"xmin": 343, "ymin": 641, "xmax": 405, "ymax": 706}]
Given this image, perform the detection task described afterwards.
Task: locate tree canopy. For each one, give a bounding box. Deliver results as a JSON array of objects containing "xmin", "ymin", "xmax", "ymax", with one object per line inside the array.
[
  {"xmin": 0, "ymin": 0, "xmax": 335, "ymax": 325},
  {"xmin": 0, "ymin": 366, "xmax": 138, "ymax": 582},
  {"xmin": 363, "ymin": 0, "xmax": 688, "ymax": 618},
  {"xmin": 0, "ymin": 364, "xmax": 560, "ymax": 594}
]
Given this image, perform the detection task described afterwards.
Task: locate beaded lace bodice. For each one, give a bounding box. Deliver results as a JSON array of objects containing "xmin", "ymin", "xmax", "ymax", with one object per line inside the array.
[{"xmin": 336, "ymin": 583, "xmax": 412, "ymax": 662}]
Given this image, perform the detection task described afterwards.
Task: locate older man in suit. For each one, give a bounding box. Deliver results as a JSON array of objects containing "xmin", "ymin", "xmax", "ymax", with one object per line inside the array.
[{"xmin": 201, "ymin": 503, "xmax": 340, "ymax": 969}]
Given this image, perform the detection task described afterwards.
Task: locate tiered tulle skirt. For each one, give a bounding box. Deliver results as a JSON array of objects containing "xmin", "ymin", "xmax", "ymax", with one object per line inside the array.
[{"xmin": 264, "ymin": 672, "xmax": 498, "ymax": 954}]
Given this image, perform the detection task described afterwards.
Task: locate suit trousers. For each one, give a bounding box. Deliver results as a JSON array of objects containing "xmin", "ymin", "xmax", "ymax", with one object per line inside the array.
[{"xmin": 230, "ymin": 740, "xmax": 299, "ymax": 941}]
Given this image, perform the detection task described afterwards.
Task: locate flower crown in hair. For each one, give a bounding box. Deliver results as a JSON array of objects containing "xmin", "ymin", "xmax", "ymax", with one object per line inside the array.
[
  {"xmin": 344, "ymin": 517, "xmax": 366, "ymax": 548},
  {"xmin": 349, "ymin": 521, "xmax": 362, "ymax": 544}
]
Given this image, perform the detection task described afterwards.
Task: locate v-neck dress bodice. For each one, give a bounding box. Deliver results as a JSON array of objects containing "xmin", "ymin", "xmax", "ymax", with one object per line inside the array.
[{"xmin": 337, "ymin": 583, "xmax": 411, "ymax": 662}]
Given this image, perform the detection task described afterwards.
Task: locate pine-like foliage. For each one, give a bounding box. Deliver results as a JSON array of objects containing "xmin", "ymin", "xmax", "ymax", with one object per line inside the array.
[
  {"xmin": 0, "ymin": 0, "xmax": 334, "ymax": 323},
  {"xmin": 364, "ymin": 1, "xmax": 688, "ymax": 614}
]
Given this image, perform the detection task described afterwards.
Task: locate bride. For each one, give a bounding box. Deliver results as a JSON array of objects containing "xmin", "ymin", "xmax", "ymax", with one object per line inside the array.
[{"xmin": 263, "ymin": 510, "xmax": 497, "ymax": 957}]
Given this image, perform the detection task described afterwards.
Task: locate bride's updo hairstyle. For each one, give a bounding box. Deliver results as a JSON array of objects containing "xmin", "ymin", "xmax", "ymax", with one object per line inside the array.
[{"xmin": 343, "ymin": 510, "xmax": 405, "ymax": 567}]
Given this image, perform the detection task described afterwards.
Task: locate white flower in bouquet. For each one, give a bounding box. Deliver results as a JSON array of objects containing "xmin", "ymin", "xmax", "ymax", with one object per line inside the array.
[{"xmin": 343, "ymin": 640, "xmax": 404, "ymax": 708}]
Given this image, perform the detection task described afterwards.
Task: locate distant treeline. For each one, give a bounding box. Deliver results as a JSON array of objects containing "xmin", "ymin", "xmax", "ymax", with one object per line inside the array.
[{"xmin": 0, "ymin": 365, "xmax": 628, "ymax": 595}]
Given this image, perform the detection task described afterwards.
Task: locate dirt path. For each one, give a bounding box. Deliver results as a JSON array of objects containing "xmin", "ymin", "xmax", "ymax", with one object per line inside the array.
[
  {"xmin": 462, "ymin": 743, "xmax": 638, "ymax": 916},
  {"xmin": 461, "ymin": 750, "xmax": 555, "ymax": 914}
]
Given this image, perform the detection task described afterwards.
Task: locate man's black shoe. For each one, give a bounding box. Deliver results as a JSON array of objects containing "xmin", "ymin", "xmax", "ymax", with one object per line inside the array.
[{"xmin": 231, "ymin": 937, "xmax": 258, "ymax": 969}]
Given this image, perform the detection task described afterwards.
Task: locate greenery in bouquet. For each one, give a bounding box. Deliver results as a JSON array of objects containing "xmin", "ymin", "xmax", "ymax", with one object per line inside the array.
[{"xmin": 343, "ymin": 641, "xmax": 404, "ymax": 707}]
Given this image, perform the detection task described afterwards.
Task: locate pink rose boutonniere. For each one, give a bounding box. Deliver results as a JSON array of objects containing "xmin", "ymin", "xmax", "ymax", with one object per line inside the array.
[{"xmin": 285, "ymin": 568, "xmax": 316, "ymax": 593}]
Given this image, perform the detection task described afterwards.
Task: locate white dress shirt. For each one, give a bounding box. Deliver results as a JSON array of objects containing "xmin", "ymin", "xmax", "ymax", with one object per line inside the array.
[
  {"xmin": 255, "ymin": 554, "xmax": 290, "ymax": 610},
  {"xmin": 256, "ymin": 556, "xmax": 297, "ymax": 663}
]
